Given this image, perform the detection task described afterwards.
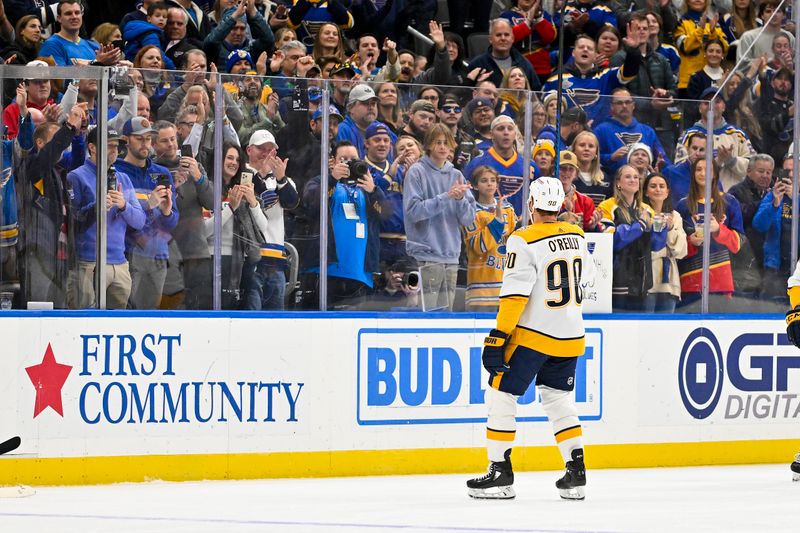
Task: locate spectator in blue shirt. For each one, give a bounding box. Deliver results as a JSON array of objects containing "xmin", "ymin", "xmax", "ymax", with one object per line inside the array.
[
  {"xmin": 67, "ymin": 127, "xmax": 146, "ymax": 309},
  {"xmin": 38, "ymin": 0, "xmax": 121, "ymax": 66},
  {"xmin": 114, "ymin": 117, "xmax": 179, "ymax": 309}
]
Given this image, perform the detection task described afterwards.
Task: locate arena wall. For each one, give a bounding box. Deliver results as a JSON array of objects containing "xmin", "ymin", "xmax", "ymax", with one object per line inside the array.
[{"xmin": 1, "ymin": 312, "xmax": 798, "ymax": 486}]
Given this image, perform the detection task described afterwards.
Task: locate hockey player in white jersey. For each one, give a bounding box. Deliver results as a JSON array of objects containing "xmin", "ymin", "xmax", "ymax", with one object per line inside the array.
[
  {"xmin": 467, "ymin": 176, "xmax": 596, "ymax": 500},
  {"xmin": 783, "ymin": 259, "xmax": 800, "ymax": 481}
]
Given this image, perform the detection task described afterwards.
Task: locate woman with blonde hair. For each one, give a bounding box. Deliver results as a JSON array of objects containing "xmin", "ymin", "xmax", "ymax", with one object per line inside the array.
[
  {"xmin": 570, "ymin": 130, "xmax": 611, "ymax": 206},
  {"xmin": 542, "ymin": 91, "xmax": 566, "ymax": 128},
  {"xmin": 599, "ymin": 165, "xmax": 668, "ymax": 311},
  {"xmin": 274, "ymin": 27, "xmax": 297, "ymax": 50},
  {"xmin": 531, "ymin": 100, "xmax": 547, "ymax": 139},
  {"xmin": 91, "ymin": 23, "xmax": 122, "ymax": 46}
]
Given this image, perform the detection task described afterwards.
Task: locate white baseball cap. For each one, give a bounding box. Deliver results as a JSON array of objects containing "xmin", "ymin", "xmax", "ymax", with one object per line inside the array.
[
  {"xmin": 347, "ymin": 84, "xmax": 378, "ymax": 106},
  {"xmin": 249, "ymin": 129, "xmax": 277, "ymax": 148}
]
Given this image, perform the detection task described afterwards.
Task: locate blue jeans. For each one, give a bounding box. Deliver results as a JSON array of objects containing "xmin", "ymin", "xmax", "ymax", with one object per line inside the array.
[
  {"xmin": 242, "ymin": 262, "xmax": 286, "ymax": 310},
  {"xmin": 643, "ymin": 292, "xmax": 678, "ymax": 313}
]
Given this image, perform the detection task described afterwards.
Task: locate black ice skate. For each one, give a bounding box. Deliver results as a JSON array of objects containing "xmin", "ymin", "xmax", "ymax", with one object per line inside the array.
[
  {"xmin": 555, "ymin": 448, "xmax": 586, "ymax": 500},
  {"xmin": 467, "ymin": 449, "xmax": 515, "ymax": 499},
  {"xmin": 791, "ymin": 452, "xmax": 800, "ymax": 482}
]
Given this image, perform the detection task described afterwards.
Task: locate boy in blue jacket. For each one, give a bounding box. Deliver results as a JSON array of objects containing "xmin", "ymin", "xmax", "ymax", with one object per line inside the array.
[{"xmin": 124, "ymin": 2, "xmax": 176, "ymax": 69}]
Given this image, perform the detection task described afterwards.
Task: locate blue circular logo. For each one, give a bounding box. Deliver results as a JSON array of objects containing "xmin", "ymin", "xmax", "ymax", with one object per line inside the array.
[{"xmin": 678, "ymin": 328, "xmax": 724, "ymax": 419}]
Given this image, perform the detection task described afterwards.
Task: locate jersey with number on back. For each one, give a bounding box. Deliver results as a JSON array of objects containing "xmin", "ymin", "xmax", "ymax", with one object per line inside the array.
[{"xmin": 496, "ymin": 221, "xmax": 596, "ymax": 357}]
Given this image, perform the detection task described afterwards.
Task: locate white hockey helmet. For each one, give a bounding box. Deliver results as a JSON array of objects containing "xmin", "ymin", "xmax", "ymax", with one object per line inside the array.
[{"xmin": 530, "ymin": 176, "xmax": 565, "ymax": 213}]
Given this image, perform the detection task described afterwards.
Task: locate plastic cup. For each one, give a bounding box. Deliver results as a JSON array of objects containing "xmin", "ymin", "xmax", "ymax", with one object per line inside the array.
[{"xmin": 653, "ymin": 214, "xmax": 666, "ymax": 232}]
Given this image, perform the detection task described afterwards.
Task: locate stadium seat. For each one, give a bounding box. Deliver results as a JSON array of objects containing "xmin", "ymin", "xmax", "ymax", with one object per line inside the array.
[
  {"xmin": 467, "ymin": 32, "xmax": 490, "ymax": 59},
  {"xmin": 284, "ymin": 242, "xmax": 300, "ymax": 307},
  {"xmin": 435, "ymin": 0, "xmax": 450, "ymax": 27}
]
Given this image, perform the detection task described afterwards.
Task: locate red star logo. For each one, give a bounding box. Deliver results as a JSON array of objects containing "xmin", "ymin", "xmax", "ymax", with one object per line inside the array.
[{"xmin": 25, "ymin": 343, "xmax": 73, "ymax": 418}]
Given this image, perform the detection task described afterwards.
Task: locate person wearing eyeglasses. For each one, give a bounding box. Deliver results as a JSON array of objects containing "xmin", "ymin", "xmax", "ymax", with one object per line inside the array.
[
  {"xmin": 593, "ymin": 87, "xmax": 669, "ymax": 177},
  {"xmin": 438, "ymin": 93, "xmax": 478, "ymax": 172}
]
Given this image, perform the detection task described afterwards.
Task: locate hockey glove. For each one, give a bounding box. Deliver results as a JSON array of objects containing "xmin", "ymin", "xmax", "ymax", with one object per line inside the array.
[
  {"xmin": 483, "ymin": 329, "xmax": 511, "ymax": 373},
  {"xmin": 786, "ymin": 308, "xmax": 800, "ymax": 348}
]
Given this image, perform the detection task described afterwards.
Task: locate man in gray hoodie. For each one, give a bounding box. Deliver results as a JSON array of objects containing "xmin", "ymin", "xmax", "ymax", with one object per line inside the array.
[{"xmin": 403, "ymin": 124, "xmax": 476, "ymax": 311}]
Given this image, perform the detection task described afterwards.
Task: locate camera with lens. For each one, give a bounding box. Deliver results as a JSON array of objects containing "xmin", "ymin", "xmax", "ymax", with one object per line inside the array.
[
  {"xmin": 343, "ymin": 159, "xmax": 369, "ymax": 186},
  {"xmin": 402, "ymin": 271, "xmax": 420, "ymax": 290},
  {"xmin": 387, "ymin": 256, "xmax": 421, "ymax": 293}
]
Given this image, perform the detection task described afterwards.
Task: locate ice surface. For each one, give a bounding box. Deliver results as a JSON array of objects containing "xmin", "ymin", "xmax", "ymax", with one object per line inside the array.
[{"xmin": 0, "ymin": 464, "xmax": 798, "ymax": 532}]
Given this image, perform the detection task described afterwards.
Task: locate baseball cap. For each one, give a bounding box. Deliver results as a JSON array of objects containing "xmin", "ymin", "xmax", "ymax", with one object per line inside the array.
[
  {"xmin": 311, "ymin": 105, "xmax": 344, "ymax": 122},
  {"xmin": 466, "ymin": 97, "xmax": 493, "ymax": 116},
  {"xmin": 440, "ymin": 93, "xmax": 460, "ymax": 109},
  {"xmin": 87, "ymin": 126, "xmax": 122, "ymax": 144},
  {"xmin": 559, "ymin": 150, "xmax": 579, "ymax": 168},
  {"xmin": 330, "ymin": 62, "xmax": 356, "ymax": 77},
  {"xmin": 561, "ymin": 107, "xmax": 587, "ymax": 125},
  {"xmin": 249, "ymin": 129, "xmax": 278, "ymax": 147},
  {"xmin": 308, "ymin": 86, "xmax": 323, "ymax": 103},
  {"xmin": 365, "ymin": 121, "xmax": 391, "ymax": 139},
  {"xmin": 122, "ymin": 117, "xmax": 155, "ymax": 136},
  {"xmin": 699, "ymin": 86, "xmax": 720, "ymax": 100},
  {"xmin": 347, "ymin": 84, "xmax": 378, "ymax": 106},
  {"xmin": 305, "ymin": 63, "xmax": 322, "ymax": 77},
  {"xmin": 490, "ymin": 115, "xmax": 515, "ymax": 130},
  {"xmin": 24, "ymin": 59, "xmax": 49, "ymax": 81},
  {"xmin": 225, "ymin": 49, "xmax": 253, "ymax": 73},
  {"xmin": 409, "ymin": 99, "xmax": 436, "ymax": 115}
]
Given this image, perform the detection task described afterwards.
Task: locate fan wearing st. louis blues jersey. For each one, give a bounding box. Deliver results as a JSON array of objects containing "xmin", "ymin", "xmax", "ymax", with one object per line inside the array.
[
  {"xmin": 542, "ymin": 29, "xmax": 643, "ymax": 125},
  {"xmin": 463, "ymin": 166, "xmax": 517, "ymax": 311},
  {"xmin": 463, "ymin": 116, "xmax": 540, "ymax": 217},
  {"xmin": 594, "ymin": 87, "xmax": 670, "ymax": 175}
]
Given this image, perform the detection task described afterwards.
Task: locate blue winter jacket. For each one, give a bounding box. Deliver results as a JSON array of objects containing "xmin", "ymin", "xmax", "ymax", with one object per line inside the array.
[
  {"xmin": 123, "ymin": 20, "xmax": 176, "ymax": 69},
  {"xmin": 114, "ymin": 158, "xmax": 179, "ymax": 260},
  {"xmin": 0, "ymin": 113, "xmax": 34, "ymax": 246},
  {"xmin": 67, "ymin": 159, "xmax": 146, "ymax": 264},
  {"xmin": 752, "ymin": 192, "xmax": 792, "ymax": 270}
]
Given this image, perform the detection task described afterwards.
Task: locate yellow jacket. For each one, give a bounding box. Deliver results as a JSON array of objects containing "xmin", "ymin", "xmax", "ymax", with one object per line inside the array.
[{"xmin": 674, "ymin": 16, "xmax": 729, "ymax": 89}]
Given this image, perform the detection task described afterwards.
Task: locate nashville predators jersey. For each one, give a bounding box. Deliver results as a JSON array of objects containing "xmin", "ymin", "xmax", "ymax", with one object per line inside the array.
[{"xmin": 495, "ymin": 221, "xmax": 596, "ymax": 357}]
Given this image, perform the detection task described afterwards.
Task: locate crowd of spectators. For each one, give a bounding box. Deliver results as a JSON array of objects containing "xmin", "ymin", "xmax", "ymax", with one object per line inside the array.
[{"xmin": 0, "ymin": 0, "xmax": 796, "ymax": 314}]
